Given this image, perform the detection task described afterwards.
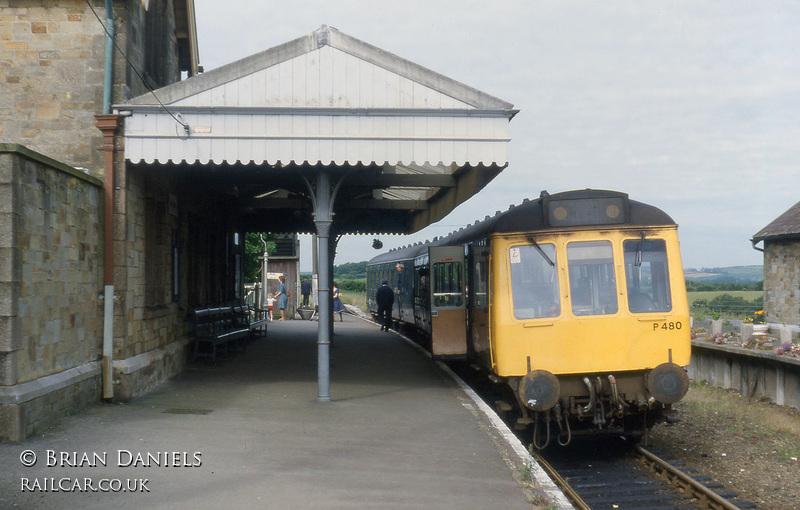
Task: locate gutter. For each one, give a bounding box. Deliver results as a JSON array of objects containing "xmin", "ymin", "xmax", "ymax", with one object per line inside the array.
[{"xmin": 102, "ymin": 0, "xmax": 114, "ymax": 114}]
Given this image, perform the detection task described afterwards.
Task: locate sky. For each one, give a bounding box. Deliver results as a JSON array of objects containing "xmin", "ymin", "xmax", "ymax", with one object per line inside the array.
[{"xmin": 194, "ymin": 1, "xmax": 800, "ymax": 271}]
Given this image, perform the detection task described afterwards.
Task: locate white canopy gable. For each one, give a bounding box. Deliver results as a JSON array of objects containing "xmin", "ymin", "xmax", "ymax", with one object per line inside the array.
[
  {"xmin": 119, "ymin": 25, "xmax": 515, "ymax": 168},
  {"xmin": 117, "ymin": 26, "xmax": 516, "ymax": 234}
]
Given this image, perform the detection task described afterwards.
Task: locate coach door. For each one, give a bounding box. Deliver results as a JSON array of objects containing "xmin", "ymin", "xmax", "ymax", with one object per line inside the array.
[{"xmin": 429, "ymin": 246, "xmax": 467, "ymax": 357}]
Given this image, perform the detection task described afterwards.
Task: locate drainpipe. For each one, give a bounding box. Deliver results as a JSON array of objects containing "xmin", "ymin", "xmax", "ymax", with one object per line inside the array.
[
  {"xmin": 96, "ymin": 115, "xmax": 120, "ymax": 401},
  {"xmin": 98, "ymin": 0, "xmax": 117, "ymax": 402},
  {"xmin": 102, "ymin": 0, "xmax": 114, "ymax": 114}
]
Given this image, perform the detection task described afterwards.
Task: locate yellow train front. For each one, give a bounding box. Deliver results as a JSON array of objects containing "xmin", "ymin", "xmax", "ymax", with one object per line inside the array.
[{"xmin": 367, "ymin": 189, "xmax": 691, "ymax": 447}]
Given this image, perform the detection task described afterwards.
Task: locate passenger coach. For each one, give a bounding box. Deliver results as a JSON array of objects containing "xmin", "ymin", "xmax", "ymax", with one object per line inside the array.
[{"xmin": 367, "ymin": 189, "xmax": 691, "ymax": 446}]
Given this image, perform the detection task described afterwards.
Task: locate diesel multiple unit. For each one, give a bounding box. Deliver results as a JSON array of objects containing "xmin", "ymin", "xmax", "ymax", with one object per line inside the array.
[{"xmin": 367, "ymin": 189, "xmax": 691, "ymax": 447}]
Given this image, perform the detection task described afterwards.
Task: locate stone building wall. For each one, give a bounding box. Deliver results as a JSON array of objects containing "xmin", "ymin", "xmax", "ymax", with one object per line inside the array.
[
  {"xmin": 0, "ymin": 1, "xmax": 196, "ymax": 439},
  {"xmin": 0, "ymin": 144, "xmax": 103, "ymax": 441},
  {"xmin": 763, "ymin": 239, "xmax": 800, "ymax": 326},
  {"xmin": 0, "ymin": 0, "xmax": 183, "ymax": 177},
  {"xmin": 109, "ymin": 163, "xmax": 240, "ymax": 401}
]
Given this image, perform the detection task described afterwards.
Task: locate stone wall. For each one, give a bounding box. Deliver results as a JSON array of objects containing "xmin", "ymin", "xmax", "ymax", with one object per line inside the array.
[
  {"xmin": 109, "ymin": 163, "xmax": 240, "ymax": 401},
  {"xmin": 0, "ymin": 1, "xmax": 195, "ymax": 439},
  {"xmin": 763, "ymin": 239, "xmax": 800, "ymax": 326},
  {"xmin": 0, "ymin": 144, "xmax": 103, "ymax": 441},
  {"xmin": 0, "ymin": 0, "xmax": 183, "ymax": 177}
]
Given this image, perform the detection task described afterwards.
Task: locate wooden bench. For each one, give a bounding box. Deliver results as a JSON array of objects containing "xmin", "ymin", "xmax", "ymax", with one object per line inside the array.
[{"xmin": 192, "ymin": 306, "xmax": 251, "ymax": 362}]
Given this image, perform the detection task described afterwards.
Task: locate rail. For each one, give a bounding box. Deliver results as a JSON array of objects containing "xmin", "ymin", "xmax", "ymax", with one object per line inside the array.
[
  {"xmin": 635, "ymin": 446, "xmax": 743, "ymax": 510},
  {"xmin": 530, "ymin": 450, "xmax": 590, "ymax": 510},
  {"xmin": 533, "ymin": 443, "xmax": 749, "ymax": 509}
]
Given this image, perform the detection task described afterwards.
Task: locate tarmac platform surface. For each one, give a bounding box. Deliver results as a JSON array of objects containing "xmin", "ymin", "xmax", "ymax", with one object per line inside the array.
[{"xmin": 0, "ymin": 314, "xmax": 571, "ymax": 509}]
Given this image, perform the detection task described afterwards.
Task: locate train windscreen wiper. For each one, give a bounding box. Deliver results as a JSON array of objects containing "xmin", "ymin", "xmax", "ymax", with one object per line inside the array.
[
  {"xmin": 527, "ymin": 236, "xmax": 555, "ymax": 267},
  {"xmin": 635, "ymin": 230, "xmax": 646, "ymax": 267}
]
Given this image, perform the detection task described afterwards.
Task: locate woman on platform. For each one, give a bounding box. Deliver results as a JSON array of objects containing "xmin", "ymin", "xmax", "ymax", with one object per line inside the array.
[
  {"xmin": 274, "ymin": 275, "xmax": 289, "ymax": 321},
  {"xmin": 332, "ymin": 282, "xmax": 344, "ymax": 322}
]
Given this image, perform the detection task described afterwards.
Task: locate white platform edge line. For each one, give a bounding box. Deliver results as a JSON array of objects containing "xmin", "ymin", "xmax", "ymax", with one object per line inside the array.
[{"xmin": 434, "ymin": 360, "xmax": 575, "ymax": 510}]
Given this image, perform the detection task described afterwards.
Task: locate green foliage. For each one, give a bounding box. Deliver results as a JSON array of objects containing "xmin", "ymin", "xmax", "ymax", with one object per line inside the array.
[
  {"xmin": 337, "ymin": 278, "xmax": 365, "ymax": 292},
  {"xmin": 244, "ymin": 233, "xmax": 276, "ymax": 283},
  {"xmin": 685, "ymin": 280, "xmax": 763, "ymax": 292},
  {"xmin": 334, "ymin": 261, "xmax": 367, "ymax": 279},
  {"xmin": 333, "ymin": 261, "xmax": 366, "ymax": 295}
]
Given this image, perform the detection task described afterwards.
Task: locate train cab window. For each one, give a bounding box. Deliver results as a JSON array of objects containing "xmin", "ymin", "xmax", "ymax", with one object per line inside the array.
[
  {"xmin": 623, "ymin": 239, "xmax": 672, "ymax": 313},
  {"xmin": 567, "ymin": 241, "xmax": 618, "ymax": 316},
  {"xmin": 432, "ymin": 262, "xmax": 464, "ymax": 308},
  {"xmin": 509, "ymin": 244, "xmax": 560, "ymax": 319}
]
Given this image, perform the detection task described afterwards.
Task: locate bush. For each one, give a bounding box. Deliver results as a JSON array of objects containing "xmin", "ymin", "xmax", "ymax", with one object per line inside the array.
[{"xmin": 338, "ymin": 278, "xmax": 365, "ymax": 293}]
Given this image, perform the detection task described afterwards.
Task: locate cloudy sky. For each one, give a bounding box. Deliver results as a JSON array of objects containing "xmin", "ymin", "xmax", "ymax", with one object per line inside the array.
[{"xmin": 194, "ymin": 1, "xmax": 800, "ymax": 271}]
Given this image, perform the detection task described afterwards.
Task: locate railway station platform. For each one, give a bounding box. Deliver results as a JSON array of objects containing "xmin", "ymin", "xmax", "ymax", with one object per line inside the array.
[{"xmin": 0, "ymin": 314, "xmax": 571, "ymax": 510}]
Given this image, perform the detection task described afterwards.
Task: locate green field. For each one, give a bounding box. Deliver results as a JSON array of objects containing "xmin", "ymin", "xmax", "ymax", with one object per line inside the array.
[
  {"xmin": 340, "ymin": 290, "xmax": 367, "ymax": 310},
  {"xmin": 687, "ymin": 290, "xmax": 762, "ymax": 304},
  {"xmin": 687, "ymin": 290, "xmax": 763, "ymax": 320}
]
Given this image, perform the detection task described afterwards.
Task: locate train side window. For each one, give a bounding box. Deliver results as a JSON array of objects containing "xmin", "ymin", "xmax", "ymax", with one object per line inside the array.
[
  {"xmin": 567, "ymin": 241, "xmax": 618, "ymax": 316},
  {"xmin": 509, "ymin": 244, "xmax": 560, "ymax": 319},
  {"xmin": 623, "ymin": 239, "xmax": 672, "ymax": 313},
  {"xmin": 432, "ymin": 262, "xmax": 463, "ymax": 308}
]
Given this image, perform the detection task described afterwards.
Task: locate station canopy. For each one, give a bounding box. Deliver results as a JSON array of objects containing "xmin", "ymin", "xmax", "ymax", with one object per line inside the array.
[{"xmin": 118, "ymin": 25, "xmax": 517, "ymax": 235}]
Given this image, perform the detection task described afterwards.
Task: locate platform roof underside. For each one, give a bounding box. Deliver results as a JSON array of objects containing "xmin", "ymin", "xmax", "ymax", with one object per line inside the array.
[{"xmin": 118, "ymin": 26, "xmax": 516, "ymax": 235}]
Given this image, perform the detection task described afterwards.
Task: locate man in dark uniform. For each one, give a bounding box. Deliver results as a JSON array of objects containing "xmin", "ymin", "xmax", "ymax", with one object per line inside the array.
[
  {"xmin": 300, "ymin": 279, "xmax": 311, "ymax": 307},
  {"xmin": 376, "ymin": 279, "xmax": 395, "ymax": 331}
]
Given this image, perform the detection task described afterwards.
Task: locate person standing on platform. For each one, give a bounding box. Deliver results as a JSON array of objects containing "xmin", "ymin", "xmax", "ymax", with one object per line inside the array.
[
  {"xmin": 274, "ymin": 275, "xmax": 289, "ymax": 321},
  {"xmin": 332, "ymin": 282, "xmax": 345, "ymax": 321},
  {"xmin": 301, "ymin": 278, "xmax": 312, "ymax": 307},
  {"xmin": 376, "ymin": 279, "xmax": 394, "ymax": 331}
]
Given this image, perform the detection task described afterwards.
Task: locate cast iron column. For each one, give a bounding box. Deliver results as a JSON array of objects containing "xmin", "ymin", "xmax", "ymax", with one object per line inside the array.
[{"xmin": 314, "ymin": 170, "xmax": 333, "ymax": 402}]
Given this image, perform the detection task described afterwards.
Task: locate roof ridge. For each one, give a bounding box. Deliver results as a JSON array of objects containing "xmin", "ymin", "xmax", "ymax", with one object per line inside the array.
[{"xmin": 122, "ymin": 26, "xmax": 514, "ymax": 111}]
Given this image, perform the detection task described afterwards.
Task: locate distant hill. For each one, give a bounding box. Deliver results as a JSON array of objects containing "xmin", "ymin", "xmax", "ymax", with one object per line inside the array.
[{"xmin": 684, "ymin": 265, "xmax": 763, "ymax": 284}]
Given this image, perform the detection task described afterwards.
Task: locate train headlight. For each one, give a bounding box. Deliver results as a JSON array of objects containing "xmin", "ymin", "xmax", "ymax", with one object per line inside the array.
[
  {"xmin": 518, "ymin": 370, "xmax": 560, "ymax": 411},
  {"xmin": 646, "ymin": 363, "xmax": 689, "ymax": 404}
]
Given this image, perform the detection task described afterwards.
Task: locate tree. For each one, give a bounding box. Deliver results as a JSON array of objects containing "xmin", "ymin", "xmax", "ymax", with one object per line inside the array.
[
  {"xmin": 333, "ymin": 261, "xmax": 367, "ymax": 279},
  {"xmin": 244, "ymin": 233, "xmax": 276, "ymax": 283}
]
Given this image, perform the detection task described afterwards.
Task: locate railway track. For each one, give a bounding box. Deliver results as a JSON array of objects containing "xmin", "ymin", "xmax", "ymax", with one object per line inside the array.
[
  {"xmin": 534, "ymin": 438, "xmax": 756, "ymax": 510},
  {"xmin": 446, "ymin": 362, "xmax": 757, "ymax": 509}
]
